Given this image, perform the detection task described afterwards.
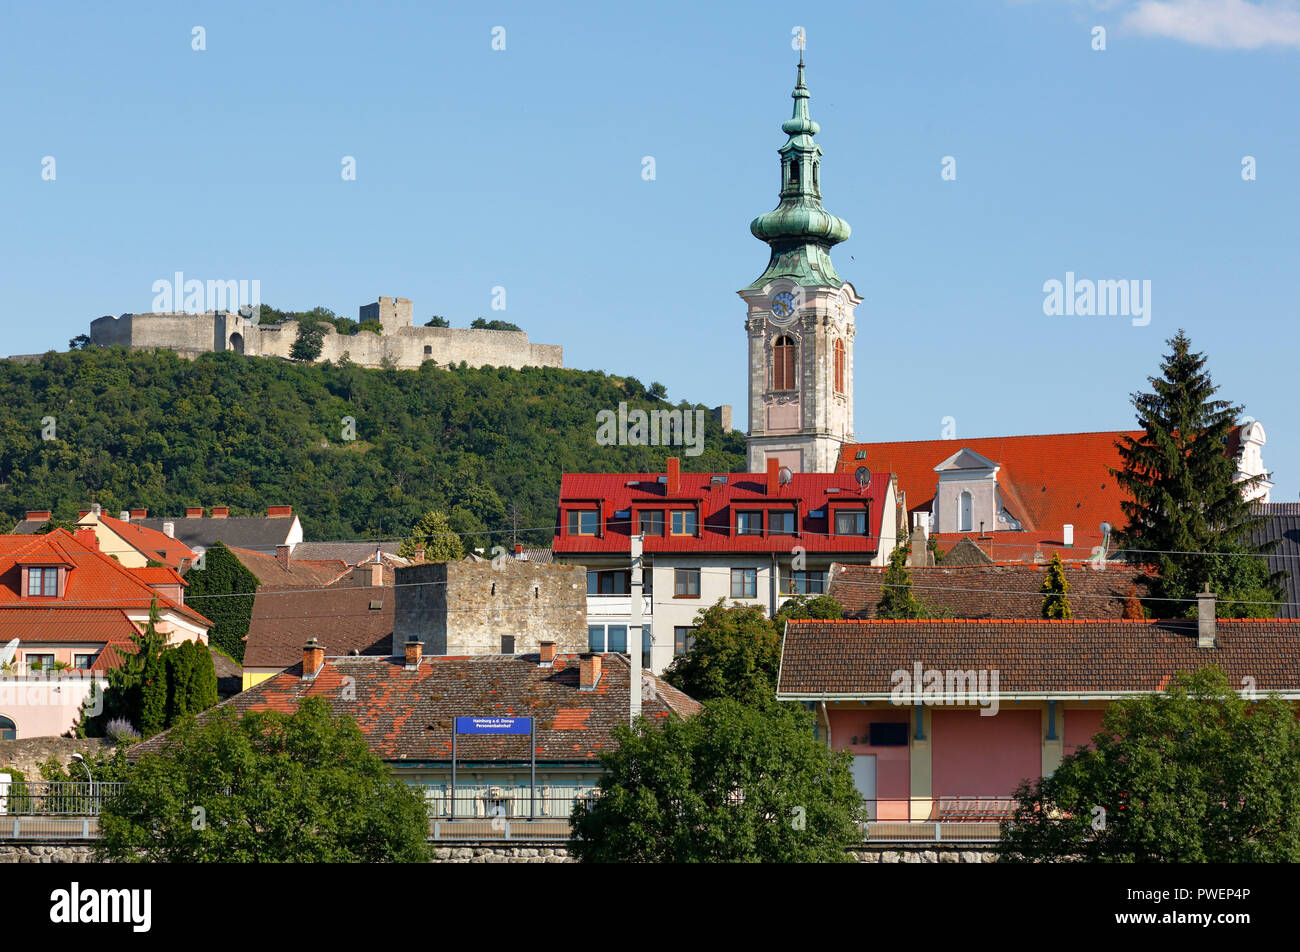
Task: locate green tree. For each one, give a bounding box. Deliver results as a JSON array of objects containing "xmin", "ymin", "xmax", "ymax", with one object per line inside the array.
[
  {"xmin": 97, "ymin": 697, "xmax": 430, "ymax": 862},
  {"xmin": 291, "ymin": 322, "xmax": 326, "ymax": 361},
  {"xmin": 773, "ymin": 593, "xmax": 843, "ymax": 627},
  {"xmin": 570, "ymin": 699, "xmax": 863, "ymax": 862},
  {"xmin": 69, "ymin": 334, "xmax": 92, "ymax": 350},
  {"xmin": 876, "ymin": 542, "xmax": 926, "ymax": 619},
  {"xmin": 1040, "ymin": 552, "xmax": 1072, "ymax": 619},
  {"xmin": 470, "ymin": 317, "xmax": 522, "ymax": 331},
  {"xmin": 648, "ymin": 381, "xmax": 668, "ymax": 401},
  {"xmin": 139, "ymin": 647, "xmax": 168, "ymax": 738},
  {"xmin": 661, "ymin": 600, "xmax": 781, "ymax": 706},
  {"xmin": 183, "ymin": 543, "xmax": 258, "ymax": 662},
  {"xmin": 1112, "ymin": 330, "xmax": 1280, "ymax": 617},
  {"xmin": 1000, "ymin": 668, "xmax": 1300, "ymax": 862},
  {"xmin": 397, "ymin": 509, "xmax": 464, "ymax": 561},
  {"xmin": 424, "ymin": 315, "xmax": 450, "ymax": 327}
]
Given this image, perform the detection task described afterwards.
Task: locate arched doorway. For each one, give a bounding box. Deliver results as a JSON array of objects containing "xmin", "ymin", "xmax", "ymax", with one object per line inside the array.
[
  {"xmin": 229, "ymin": 332, "xmax": 244, "ymax": 355},
  {"xmin": 0, "ymin": 714, "xmax": 15, "ymax": 740}
]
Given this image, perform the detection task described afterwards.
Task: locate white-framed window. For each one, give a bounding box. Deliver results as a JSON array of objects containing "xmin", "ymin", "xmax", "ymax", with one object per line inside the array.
[
  {"xmin": 730, "ymin": 568, "xmax": 758, "ymax": 598},
  {"xmin": 958, "ymin": 491, "xmax": 973, "ymax": 533},
  {"xmin": 26, "ymin": 567, "xmax": 57, "ymax": 596}
]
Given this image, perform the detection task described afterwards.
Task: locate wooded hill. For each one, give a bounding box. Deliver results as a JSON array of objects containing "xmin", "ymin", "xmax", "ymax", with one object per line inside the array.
[{"xmin": 0, "ymin": 348, "xmax": 746, "ymax": 547}]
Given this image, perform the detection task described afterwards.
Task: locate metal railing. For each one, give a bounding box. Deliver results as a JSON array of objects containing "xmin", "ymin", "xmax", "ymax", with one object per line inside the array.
[
  {"xmin": 425, "ymin": 791, "xmax": 596, "ymax": 840},
  {"xmin": 0, "ymin": 781, "xmax": 125, "ymax": 840},
  {"xmin": 860, "ymin": 797, "xmax": 1015, "ymax": 842}
]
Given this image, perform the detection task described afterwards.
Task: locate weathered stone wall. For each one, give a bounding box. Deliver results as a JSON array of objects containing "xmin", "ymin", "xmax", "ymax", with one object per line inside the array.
[
  {"xmin": 0, "ymin": 841, "xmax": 998, "ymax": 863},
  {"xmin": 0, "ymin": 737, "xmax": 114, "ymax": 779},
  {"xmin": 89, "ymin": 310, "xmax": 563, "ymax": 371},
  {"xmin": 394, "ymin": 561, "xmax": 588, "ymax": 656}
]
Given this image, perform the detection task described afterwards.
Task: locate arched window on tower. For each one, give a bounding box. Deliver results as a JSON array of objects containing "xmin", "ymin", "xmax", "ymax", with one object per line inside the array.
[
  {"xmin": 813, "ymin": 161, "xmax": 820, "ymax": 191},
  {"xmin": 0, "ymin": 714, "xmax": 15, "ymax": 741},
  {"xmin": 773, "ymin": 336, "xmax": 796, "ymax": 391},
  {"xmin": 833, "ymin": 338, "xmax": 845, "ymax": 394},
  {"xmin": 788, "ymin": 159, "xmax": 800, "ymax": 186}
]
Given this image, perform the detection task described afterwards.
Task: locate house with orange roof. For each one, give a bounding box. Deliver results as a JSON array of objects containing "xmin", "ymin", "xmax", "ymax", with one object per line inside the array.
[
  {"xmin": 0, "ymin": 528, "xmax": 212, "ymax": 740},
  {"xmin": 60, "ymin": 504, "xmax": 199, "ymax": 570},
  {"xmin": 837, "ymin": 422, "xmax": 1270, "ymax": 562}
]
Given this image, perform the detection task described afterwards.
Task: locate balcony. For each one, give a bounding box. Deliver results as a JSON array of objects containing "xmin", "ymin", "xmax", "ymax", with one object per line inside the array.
[
  {"xmin": 585, "ymin": 593, "xmax": 652, "ymax": 617},
  {"xmin": 861, "ymin": 797, "xmax": 1015, "ymax": 843}
]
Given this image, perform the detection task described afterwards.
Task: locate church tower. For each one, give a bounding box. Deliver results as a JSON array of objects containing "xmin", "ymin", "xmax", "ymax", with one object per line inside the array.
[{"xmin": 741, "ymin": 54, "xmax": 859, "ymax": 474}]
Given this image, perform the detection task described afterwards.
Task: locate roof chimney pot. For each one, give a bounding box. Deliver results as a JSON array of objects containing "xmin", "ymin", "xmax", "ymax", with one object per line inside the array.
[
  {"xmin": 667, "ymin": 457, "xmax": 680, "ymax": 495},
  {"xmin": 539, "ymin": 640, "xmax": 557, "ymax": 666},
  {"xmin": 579, "ymin": 654, "xmax": 602, "ymax": 690},
  {"xmin": 302, "ymin": 639, "xmax": 324, "ymax": 679},
  {"xmin": 404, "ymin": 639, "xmax": 423, "ymax": 670},
  {"xmin": 1197, "ymin": 586, "xmax": 1217, "ymax": 648}
]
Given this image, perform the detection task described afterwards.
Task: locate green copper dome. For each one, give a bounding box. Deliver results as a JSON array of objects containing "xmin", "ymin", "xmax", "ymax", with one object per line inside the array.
[{"xmin": 746, "ymin": 54, "xmax": 851, "ymax": 290}]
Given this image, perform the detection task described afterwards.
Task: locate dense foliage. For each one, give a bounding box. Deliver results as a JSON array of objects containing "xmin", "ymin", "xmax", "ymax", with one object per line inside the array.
[
  {"xmin": 570, "ymin": 699, "xmax": 863, "ymax": 862},
  {"xmin": 97, "ymin": 697, "xmax": 431, "ymax": 862},
  {"xmin": 182, "ymin": 543, "xmax": 259, "ymax": 662},
  {"xmin": 876, "ymin": 542, "xmax": 927, "ymax": 618},
  {"xmin": 397, "ymin": 509, "xmax": 464, "ymax": 562},
  {"xmin": 1112, "ymin": 330, "xmax": 1281, "ymax": 617},
  {"xmin": 0, "ymin": 347, "xmax": 745, "ymax": 549},
  {"xmin": 999, "ymin": 668, "xmax": 1300, "ymax": 862},
  {"xmin": 773, "ymin": 593, "xmax": 843, "ymax": 626},
  {"xmin": 662, "ymin": 600, "xmax": 782, "ymax": 706}
]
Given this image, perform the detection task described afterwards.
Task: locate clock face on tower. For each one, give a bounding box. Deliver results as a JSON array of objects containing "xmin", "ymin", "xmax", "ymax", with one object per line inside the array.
[{"xmin": 770, "ymin": 291, "xmax": 796, "ymax": 325}]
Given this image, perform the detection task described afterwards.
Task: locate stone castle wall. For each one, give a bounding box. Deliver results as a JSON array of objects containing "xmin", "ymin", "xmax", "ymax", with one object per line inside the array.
[
  {"xmin": 394, "ymin": 561, "xmax": 588, "ymax": 656},
  {"xmin": 89, "ymin": 300, "xmax": 563, "ymax": 372}
]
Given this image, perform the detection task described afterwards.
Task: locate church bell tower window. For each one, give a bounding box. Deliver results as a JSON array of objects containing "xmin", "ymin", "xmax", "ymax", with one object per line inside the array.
[{"xmin": 773, "ymin": 336, "xmax": 796, "ymax": 391}]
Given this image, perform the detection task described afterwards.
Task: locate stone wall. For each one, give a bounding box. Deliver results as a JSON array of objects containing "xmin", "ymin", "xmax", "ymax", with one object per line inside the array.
[
  {"xmin": 394, "ymin": 561, "xmax": 588, "ymax": 656},
  {"xmin": 0, "ymin": 737, "xmax": 114, "ymax": 779},
  {"xmin": 0, "ymin": 841, "xmax": 998, "ymax": 863}
]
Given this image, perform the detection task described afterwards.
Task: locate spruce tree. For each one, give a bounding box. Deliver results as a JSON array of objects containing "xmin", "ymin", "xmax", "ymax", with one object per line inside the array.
[
  {"xmin": 1111, "ymin": 330, "xmax": 1279, "ymax": 618},
  {"xmin": 876, "ymin": 542, "xmax": 926, "ymax": 619},
  {"xmin": 1041, "ymin": 553, "xmax": 1072, "ymax": 619}
]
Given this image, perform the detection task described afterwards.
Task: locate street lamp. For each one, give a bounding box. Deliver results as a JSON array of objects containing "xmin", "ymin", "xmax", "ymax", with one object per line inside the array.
[{"xmin": 70, "ymin": 753, "xmax": 95, "ymax": 812}]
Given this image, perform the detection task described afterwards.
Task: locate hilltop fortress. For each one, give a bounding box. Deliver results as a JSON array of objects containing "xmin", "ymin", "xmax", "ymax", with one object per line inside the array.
[{"xmin": 89, "ymin": 296, "xmax": 564, "ymax": 371}]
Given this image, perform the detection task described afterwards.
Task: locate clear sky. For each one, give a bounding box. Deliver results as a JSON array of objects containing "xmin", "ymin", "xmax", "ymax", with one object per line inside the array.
[{"xmin": 2, "ymin": 1, "xmax": 1297, "ymax": 498}]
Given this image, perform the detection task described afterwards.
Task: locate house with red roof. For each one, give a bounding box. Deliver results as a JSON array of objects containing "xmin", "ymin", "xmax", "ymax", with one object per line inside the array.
[
  {"xmin": 554, "ymin": 457, "xmax": 896, "ymax": 673},
  {"xmin": 66, "ymin": 505, "xmax": 198, "ymax": 570},
  {"xmin": 0, "ymin": 529, "xmax": 212, "ymax": 740},
  {"xmin": 837, "ymin": 422, "xmax": 1270, "ymax": 563},
  {"xmin": 131, "ymin": 639, "xmax": 700, "ymax": 827},
  {"xmin": 776, "ymin": 592, "xmax": 1300, "ymax": 828}
]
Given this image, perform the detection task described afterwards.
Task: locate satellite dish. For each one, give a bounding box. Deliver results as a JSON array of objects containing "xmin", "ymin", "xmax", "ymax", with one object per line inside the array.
[
  {"xmin": 0, "ymin": 638, "xmax": 18, "ymax": 667},
  {"xmin": 1099, "ymin": 522, "xmax": 1112, "ymax": 536},
  {"xmin": 778, "ymin": 466, "xmax": 793, "ymax": 485},
  {"xmin": 854, "ymin": 466, "xmax": 872, "ymax": 489}
]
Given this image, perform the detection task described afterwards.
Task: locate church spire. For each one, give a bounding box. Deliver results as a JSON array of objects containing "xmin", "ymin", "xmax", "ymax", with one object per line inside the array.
[{"xmin": 745, "ymin": 54, "xmax": 851, "ymax": 290}]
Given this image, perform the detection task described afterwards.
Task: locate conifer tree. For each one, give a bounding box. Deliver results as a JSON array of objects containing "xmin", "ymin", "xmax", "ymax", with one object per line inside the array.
[
  {"xmin": 1111, "ymin": 330, "xmax": 1279, "ymax": 617},
  {"xmin": 1121, "ymin": 583, "xmax": 1145, "ymax": 620},
  {"xmin": 1041, "ymin": 553, "xmax": 1072, "ymax": 619},
  {"xmin": 876, "ymin": 542, "xmax": 926, "ymax": 619}
]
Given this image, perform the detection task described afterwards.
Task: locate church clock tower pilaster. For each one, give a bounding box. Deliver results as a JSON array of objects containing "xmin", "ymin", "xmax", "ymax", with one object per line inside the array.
[{"xmin": 740, "ymin": 53, "xmax": 859, "ymax": 474}]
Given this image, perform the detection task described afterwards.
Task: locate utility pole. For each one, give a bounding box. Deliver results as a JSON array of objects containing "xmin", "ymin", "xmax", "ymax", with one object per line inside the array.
[{"xmin": 629, "ymin": 533, "xmax": 643, "ymax": 724}]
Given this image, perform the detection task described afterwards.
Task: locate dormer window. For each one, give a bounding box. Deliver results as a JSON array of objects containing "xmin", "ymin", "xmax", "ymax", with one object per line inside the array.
[
  {"xmin": 834, "ymin": 509, "xmax": 869, "ymax": 536},
  {"xmin": 736, "ymin": 511, "xmax": 764, "ymax": 536},
  {"xmin": 567, "ymin": 510, "xmax": 599, "ymax": 536},
  {"xmin": 638, "ymin": 510, "xmax": 664, "ymax": 536},
  {"xmin": 26, "ymin": 567, "xmax": 58, "ymax": 596},
  {"xmin": 670, "ymin": 510, "xmax": 697, "ymax": 536}
]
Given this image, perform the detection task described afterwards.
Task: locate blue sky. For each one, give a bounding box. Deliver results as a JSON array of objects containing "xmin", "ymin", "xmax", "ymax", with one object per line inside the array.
[{"xmin": 2, "ymin": 1, "xmax": 1297, "ymax": 497}]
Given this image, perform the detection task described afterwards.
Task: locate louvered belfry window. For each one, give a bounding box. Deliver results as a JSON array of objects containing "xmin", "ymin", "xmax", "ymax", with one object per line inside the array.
[{"xmin": 773, "ymin": 336, "xmax": 796, "ymax": 391}]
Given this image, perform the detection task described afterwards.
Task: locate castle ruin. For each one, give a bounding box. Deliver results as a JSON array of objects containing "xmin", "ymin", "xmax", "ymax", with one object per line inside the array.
[{"xmin": 88, "ymin": 297, "xmax": 564, "ymax": 371}]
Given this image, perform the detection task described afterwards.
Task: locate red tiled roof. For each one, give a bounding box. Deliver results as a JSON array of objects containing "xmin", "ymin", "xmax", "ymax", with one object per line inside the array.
[
  {"xmin": 838, "ymin": 430, "xmax": 1143, "ymax": 533},
  {"xmin": 554, "ymin": 471, "xmax": 889, "ymax": 555},
  {"xmin": 827, "ymin": 562, "xmax": 1150, "ymax": 619},
  {"xmin": 131, "ymin": 653, "xmax": 701, "ymax": 763},
  {"xmin": 227, "ymin": 546, "xmax": 349, "ymax": 590},
  {"xmin": 0, "ymin": 607, "xmax": 139, "ymax": 644},
  {"xmin": 98, "ymin": 516, "xmax": 195, "ymax": 570},
  {"xmin": 128, "ymin": 566, "xmax": 188, "ymax": 586},
  {"xmin": 777, "ymin": 618, "xmax": 1300, "ymax": 696},
  {"xmin": 242, "ymin": 585, "xmax": 394, "ymax": 669},
  {"xmin": 929, "ymin": 530, "xmax": 1110, "ymax": 564},
  {"xmin": 0, "ymin": 530, "xmax": 211, "ymax": 628}
]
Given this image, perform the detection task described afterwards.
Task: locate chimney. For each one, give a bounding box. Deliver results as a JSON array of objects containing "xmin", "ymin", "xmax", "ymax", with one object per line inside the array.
[
  {"xmin": 267, "ymin": 505, "xmax": 293, "ymax": 518},
  {"xmin": 211, "ymin": 506, "xmax": 229, "ymax": 519},
  {"xmin": 77, "ymin": 510, "xmax": 91, "ymax": 520},
  {"xmin": 1197, "ymin": 586, "xmax": 1217, "ymax": 648},
  {"xmin": 1063, "ymin": 524, "xmax": 1074, "ymax": 547},
  {"xmin": 414, "ymin": 545, "xmax": 425, "ymax": 564},
  {"xmin": 579, "ymin": 654, "xmax": 602, "ymax": 691},
  {"xmin": 404, "ymin": 639, "xmax": 423, "ymax": 670},
  {"xmin": 514, "ymin": 543, "xmax": 524, "ymax": 556},
  {"xmin": 130, "ymin": 509, "xmax": 147, "ymax": 520},
  {"xmin": 118, "ymin": 511, "xmax": 130, "ymax": 521},
  {"xmin": 25, "ymin": 511, "xmax": 51, "ymax": 523},
  {"xmin": 162, "ymin": 522, "xmax": 175, "ymax": 538},
  {"xmin": 185, "ymin": 507, "xmax": 203, "ymax": 518},
  {"xmin": 666, "ymin": 457, "xmax": 680, "ymax": 495},
  {"xmin": 75, "ymin": 527, "xmax": 99, "ymax": 551},
  {"xmin": 276, "ymin": 544, "xmax": 291, "ymax": 570},
  {"xmin": 539, "ymin": 640, "xmax": 557, "ymax": 666},
  {"xmin": 302, "ymin": 638, "xmax": 324, "ymax": 679},
  {"xmin": 766, "ymin": 458, "xmax": 780, "ymax": 496},
  {"xmin": 910, "ymin": 532, "xmax": 930, "ymax": 567},
  {"xmin": 370, "ymin": 562, "xmax": 383, "ymax": 587},
  {"xmin": 91, "ymin": 503, "xmax": 102, "ymax": 517}
]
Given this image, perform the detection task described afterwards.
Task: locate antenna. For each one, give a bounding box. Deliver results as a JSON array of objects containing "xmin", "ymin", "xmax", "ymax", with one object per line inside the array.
[
  {"xmin": 778, "ymin": 466, "xmax": 793, "ymax": 486},
  {"xmin": 0, "ymin": 638, "xmax": 18, "ymax": 667},
  {"xmin": 854, "ymin": 466, "xmax": 872, "ymax": 491}
]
